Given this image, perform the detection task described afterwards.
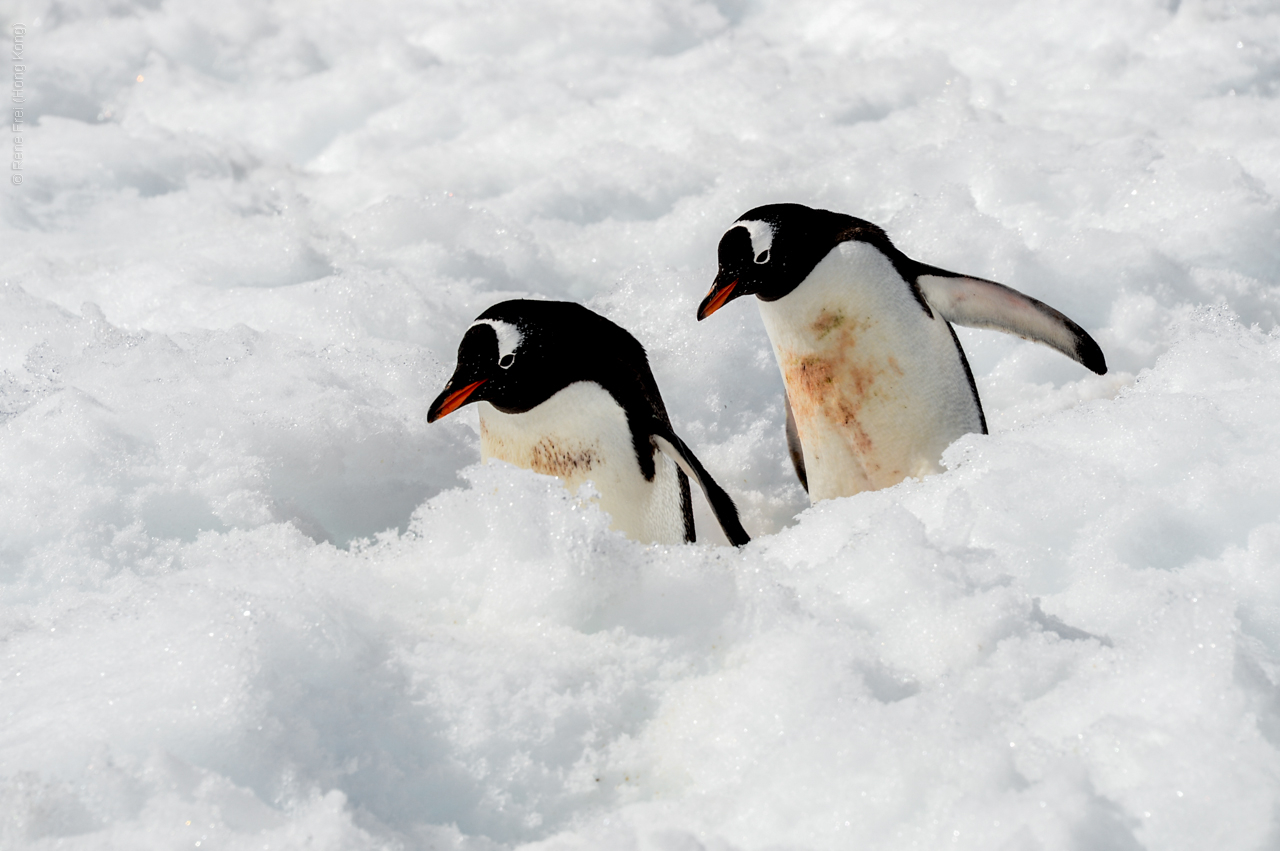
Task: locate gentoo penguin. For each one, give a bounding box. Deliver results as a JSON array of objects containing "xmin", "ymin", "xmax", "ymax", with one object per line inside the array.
[
  {"xmin": 696, "ymin": 203, "xmax": 1107, "ymax": 503},
  {"xmin": 428, "ymin": 299, "xmax": 751, "ymax": 546}
]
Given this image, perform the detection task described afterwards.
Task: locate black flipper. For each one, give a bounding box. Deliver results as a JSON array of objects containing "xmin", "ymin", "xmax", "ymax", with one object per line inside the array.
[
  {"xmin": 652, "ymin": 433, "xmax": 751, "ymax": 547},
  {"xmin": 784, "ymin": 393, "xmax": 808, "ymax": 492},
  {"xmin": 677, "ymin": 469, "xmax": 695, "ymax": 543}
]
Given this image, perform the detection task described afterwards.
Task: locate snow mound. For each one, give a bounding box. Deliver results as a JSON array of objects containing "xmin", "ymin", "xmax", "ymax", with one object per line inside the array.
[{"xmin": 4, "ymin": 0, "xmax": 1280, "ymax": 848}]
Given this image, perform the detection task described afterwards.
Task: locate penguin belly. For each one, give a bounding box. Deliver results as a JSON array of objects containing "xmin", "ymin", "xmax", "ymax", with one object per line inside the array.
[
  {"xmin": 477, "ymin": 381, "xmax": 687, "ymax": 544},
  {"xmin": 757, "ymin": 241, "xmax": 984, "ymax": 503}
]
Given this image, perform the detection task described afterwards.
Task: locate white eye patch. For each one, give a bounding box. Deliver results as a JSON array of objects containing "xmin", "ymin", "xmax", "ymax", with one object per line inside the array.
[
  {"xmin": 735, "ymin": 219, "xmax": 775, "ymax": 264},
  {"xmin": 470, "ymin": 319, "xmax": 523, "ymax": 364}
]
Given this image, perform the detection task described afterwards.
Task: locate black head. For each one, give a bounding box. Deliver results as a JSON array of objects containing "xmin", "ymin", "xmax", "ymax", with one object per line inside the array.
[
  {"xmin": 696, "ymin": 203, "xmax": 897, "ymax": 319},
  {"xmin": 428, "ymin": 299, "xmax": 668, "ymax": 428}
]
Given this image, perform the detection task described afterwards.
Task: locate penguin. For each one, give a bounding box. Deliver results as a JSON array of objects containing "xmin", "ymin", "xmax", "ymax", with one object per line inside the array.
[
  {"xmin": 428, "ymin": 299, "xmax": 751, "ymax": 546},
  {"xmin": 696, "ymin": 203, "xmax": 1107, "ymax": 504}
]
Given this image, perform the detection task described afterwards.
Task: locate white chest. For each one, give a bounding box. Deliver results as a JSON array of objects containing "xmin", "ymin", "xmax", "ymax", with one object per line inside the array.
[
  {"xmin": 757, "ymin": 242, "xmax": 983, "ymax": 502},
  {"xmin": 478, "ymin": 382, "xmax": 687, "ymax": 545}
]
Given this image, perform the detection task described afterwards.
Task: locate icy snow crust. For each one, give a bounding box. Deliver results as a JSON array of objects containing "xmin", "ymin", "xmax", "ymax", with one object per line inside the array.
[{"xmin": 3, "ymin": 0, "xmax": 1280, "ymax": 848}]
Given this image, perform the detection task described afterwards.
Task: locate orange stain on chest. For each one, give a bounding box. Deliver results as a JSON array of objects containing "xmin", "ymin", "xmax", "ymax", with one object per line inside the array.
[
  {"xmin": 481, "ymin": 418, "xmax": 600, "ymax": 479},
  {"xmin": 780, "ymin": 307, "xmax": 903, "ymax": 477},
  {"xmin": 529, "ymin": 439, "xmax": 599, "ymax": 478}
]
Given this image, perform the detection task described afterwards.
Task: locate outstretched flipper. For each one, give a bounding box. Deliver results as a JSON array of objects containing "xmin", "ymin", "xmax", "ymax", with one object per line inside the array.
[
  {"xmin": 652, "ymin": 433, "xmax": 751, "ymax": 547},
  {"xmin": 916, "ymin": 273, "xmax": 1107, "ymax": 375},
  {"xmin": 784, "ymin": 393, "xmax": 808, "ymax": 492}
]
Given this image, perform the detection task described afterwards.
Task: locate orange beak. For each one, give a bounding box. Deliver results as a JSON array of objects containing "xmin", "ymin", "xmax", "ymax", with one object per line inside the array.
[
  {"xmin": 696, "ymin": 278, "xmax": 738, "ymax": 321},
  {"xmin": 427, "ymin": 379, "xmax": 486, "ymax": 422}
]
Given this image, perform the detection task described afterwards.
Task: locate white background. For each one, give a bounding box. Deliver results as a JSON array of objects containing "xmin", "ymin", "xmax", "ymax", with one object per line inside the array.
[{"xmin": 2, "ymin": 0, "xmax": 1279, "ymax": 848}]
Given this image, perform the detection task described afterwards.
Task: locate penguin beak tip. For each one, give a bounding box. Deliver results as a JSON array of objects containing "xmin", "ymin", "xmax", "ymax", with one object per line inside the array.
[
  {"xmin": 697, "ymin": 279, "xmax": 738, "ymax": 321},
  {"xmin": 428, "ymin": 378, "xmax": 487, "ymax": 422}
]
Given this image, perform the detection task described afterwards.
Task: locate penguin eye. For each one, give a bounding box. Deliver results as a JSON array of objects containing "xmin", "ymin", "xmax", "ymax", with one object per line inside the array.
[
  {"xmin": 499, "ymin": 353, "xmax": 516, "ymax": 369},
  {"xmin": 754, "ymin": 249, "xmax": 770, "ymax": 264}
]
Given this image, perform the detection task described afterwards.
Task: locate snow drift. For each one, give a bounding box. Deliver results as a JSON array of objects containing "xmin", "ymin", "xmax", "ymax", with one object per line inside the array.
[{"xmin": 3, "ymin": 0, "xmax": 1280, "ymax": 848}]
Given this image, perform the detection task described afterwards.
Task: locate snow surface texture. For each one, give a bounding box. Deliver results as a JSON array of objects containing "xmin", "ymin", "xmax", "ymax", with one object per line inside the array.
[{"xmin": 2, "ymin": 0, "xmax": 1280, "ymax": 848}]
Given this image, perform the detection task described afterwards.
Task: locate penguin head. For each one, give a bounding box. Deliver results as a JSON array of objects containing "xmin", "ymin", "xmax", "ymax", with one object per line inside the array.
[
  {"xmin": 428, "ymin": 302, "xmax": 548, "ymax": 422},
  {"xmin": 697, "ymin": 203, "xmax": 877, "ymax": 320},
  {"xmin": 428, "ymin": 299, "xmax": 652, "ymax": 422}
]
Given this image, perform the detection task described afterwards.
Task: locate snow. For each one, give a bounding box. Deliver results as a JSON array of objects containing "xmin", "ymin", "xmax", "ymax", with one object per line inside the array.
[{"xmin": 2, "ymin": 0, "xmax": 1280, "ymax": 848}]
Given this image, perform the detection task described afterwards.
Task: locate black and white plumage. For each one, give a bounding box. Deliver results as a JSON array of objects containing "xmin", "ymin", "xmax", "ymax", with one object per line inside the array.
[
  {"xmin": 696, "ymin": 203, "xmax": 1107, "ymax": 504},
  {"xmin": 428, "ymin": 299, "xmax": 750, "ymax": 546}
]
